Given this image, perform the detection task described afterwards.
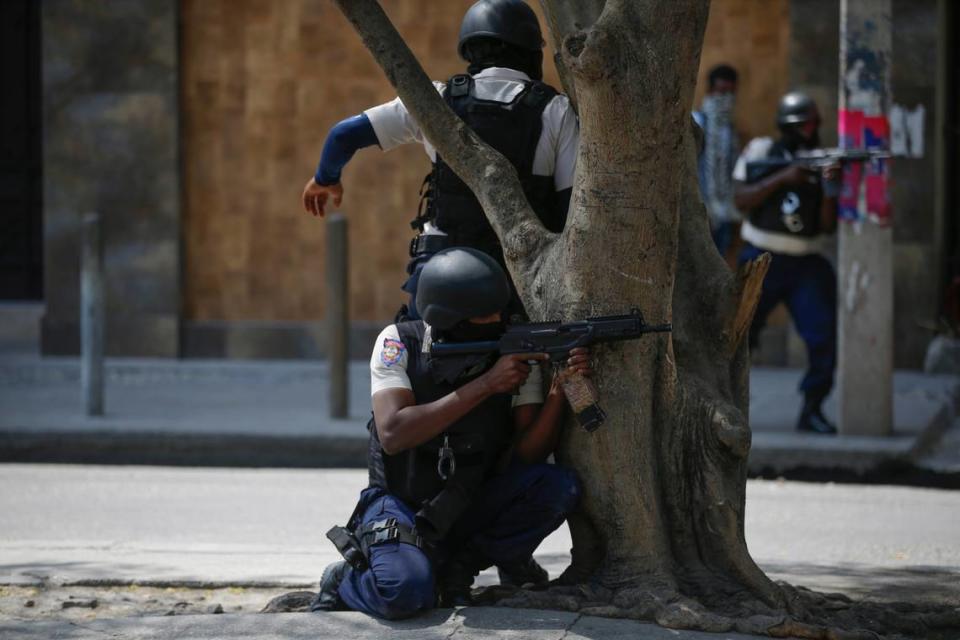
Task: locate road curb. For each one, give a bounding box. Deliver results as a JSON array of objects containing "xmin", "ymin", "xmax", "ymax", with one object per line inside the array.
[{"xmin": 0, "ymin": 431, "xmax": 368, "ymax": 468}]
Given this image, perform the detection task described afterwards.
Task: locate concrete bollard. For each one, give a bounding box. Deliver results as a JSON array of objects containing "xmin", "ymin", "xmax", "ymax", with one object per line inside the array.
[
  {"xmin": 326, "ymin": 213, "xmax": 349, "ymax": 419},
  {"xmin": 81, "ymin": 212, "xmax": 105, "ymax": 416}
]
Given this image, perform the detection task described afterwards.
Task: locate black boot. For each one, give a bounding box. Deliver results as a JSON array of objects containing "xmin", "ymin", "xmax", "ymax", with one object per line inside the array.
[
  {"xmin": 797, "ymin": 395, "xmax": 837, "ymax": 435},
  {"xmin": 309, "ymin": 560, "xmax": 349, "ymax": 612},
  {"xmin": 436, "ymin": 551, "xmax": 489, "ymax": 608},
  {"xmin": 497, "ymin": 556, "xmax": 548, "ymax": 588}
]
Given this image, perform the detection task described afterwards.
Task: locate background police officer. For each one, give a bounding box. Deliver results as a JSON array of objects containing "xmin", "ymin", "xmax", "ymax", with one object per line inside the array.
[
  {"xmin": 311, "ymin": 248, "xmax": 586, "ymax": 619},
  {"xmin": 733, "ymin": 92, "xmax": 840, "ymax": 435},
  {"xmin": 301, "ymin": 0, "xmax": 579, "ymax": 319}
]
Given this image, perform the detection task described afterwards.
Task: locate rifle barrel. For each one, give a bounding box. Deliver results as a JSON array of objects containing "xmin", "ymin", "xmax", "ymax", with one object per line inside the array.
[{"xmin": 643, "ymin": 323, "xmax": 672, "ymax": 333}]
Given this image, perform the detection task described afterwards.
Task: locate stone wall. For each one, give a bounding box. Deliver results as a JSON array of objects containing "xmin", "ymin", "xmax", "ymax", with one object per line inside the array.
[
  {"xmin": 179, "ymin": 0, "xmax": 562, "ymax": 331},
  {"xmin": 40, "ymin": 0, "xmax": 942, "ymax": 365},
  {"xmin": 176, "ymin": 0, "xmax": 792, "ymax": 356},
  {"xmin": 40, "ymin": 0, "xmax": 180, "ymax": 356}
]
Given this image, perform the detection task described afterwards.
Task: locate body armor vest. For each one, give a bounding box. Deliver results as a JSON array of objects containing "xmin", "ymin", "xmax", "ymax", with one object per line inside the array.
[
  {"xmin": 367, "ymin": 321, "xmax": 514, "ymax": 539},
  {"xmin": 426, "ymin": 74, "xmax": 560, "ymax": 262},
  {"xmin": 748, "ymin": 141, "xmax": 822, "ymax": 238}
]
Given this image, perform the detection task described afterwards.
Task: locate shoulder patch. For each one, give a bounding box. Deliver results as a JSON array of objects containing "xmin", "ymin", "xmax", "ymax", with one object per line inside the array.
[{"xmin": 380, "ymin": 337, "xmax": 406, "ymax": 367}]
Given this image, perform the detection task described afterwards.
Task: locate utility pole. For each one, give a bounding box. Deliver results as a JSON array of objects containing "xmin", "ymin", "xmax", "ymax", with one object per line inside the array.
[{"xmin": 836, "ymin": 0, "xmax": 893, "ymax": 436}]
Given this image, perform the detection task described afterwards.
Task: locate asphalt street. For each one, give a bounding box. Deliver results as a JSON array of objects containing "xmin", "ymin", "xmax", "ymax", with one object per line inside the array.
[{"xmin": 1, "ymin": 464, "xmax": 958, "ymax": 606}]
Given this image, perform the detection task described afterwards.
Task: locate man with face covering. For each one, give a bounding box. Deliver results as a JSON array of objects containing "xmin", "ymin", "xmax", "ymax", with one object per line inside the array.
[
  {"xmin": 693, "ymin": 64, "xmax": 741, "ymax": 258},
  {"xmin": 311, "ymin": 248, "xmax": 586, "ymax": 619},
  {"xmin": 733, "ymin": 91, "xmax": 840, "ymax": 435}
]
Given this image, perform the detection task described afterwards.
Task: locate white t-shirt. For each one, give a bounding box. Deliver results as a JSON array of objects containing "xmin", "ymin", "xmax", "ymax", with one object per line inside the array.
[
  {"xmin": 732, "ymin": 137, "xmax": 782, "ymax": 182},
  {"xmin": 370, "ymin": 324, "xmax": 544, "ymax": 409},
  {"xmin": 364, "ymin": 67, "xmax": 579, "ymax": 192},
  {"xmin": 734, "ymin": 137, "xmax": 824, "ymax": 256}
]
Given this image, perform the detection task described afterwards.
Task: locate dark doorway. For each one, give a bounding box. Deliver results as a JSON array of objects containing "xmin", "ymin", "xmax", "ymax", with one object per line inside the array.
[{"xmin": 0, "ymin": 0, "xmax": 42, "ymax": 300}]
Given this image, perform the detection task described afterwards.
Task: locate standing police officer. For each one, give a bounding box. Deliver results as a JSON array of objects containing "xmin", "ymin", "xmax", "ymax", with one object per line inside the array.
[
  {"xmin": 301, "ymin": 0, "xmax": 578, "ymax": 319},
  {"xmin": 733, "ymin": 92, "xmax": 840, "ymax": 435},
  {"xmin": 312, "ymin": 248, "xmax": 585, "ymax": 619}
]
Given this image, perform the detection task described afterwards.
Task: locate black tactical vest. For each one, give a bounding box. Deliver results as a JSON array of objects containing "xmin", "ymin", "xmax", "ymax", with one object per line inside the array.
[
  {"xmin": 367, "ymin": 321, "xmax": 515, "ymax": 527},
  {"xmin": 427, "ymin": 74, "xmax": 561, "ymax": 262},
  {"xmin": 748, "ymin": 141, "xmax": 822, "ymax": 238}
]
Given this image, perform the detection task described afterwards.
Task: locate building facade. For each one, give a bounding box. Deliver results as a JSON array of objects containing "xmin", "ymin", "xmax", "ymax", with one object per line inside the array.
[{"xmin": 4, "ymin": 0, "xmax": 955, "ymax": 366}]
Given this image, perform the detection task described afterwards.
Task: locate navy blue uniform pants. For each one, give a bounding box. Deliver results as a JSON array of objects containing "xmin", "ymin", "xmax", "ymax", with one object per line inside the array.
[
  {"xmin": 337, "ymin": 462, "xmax": 580, "ymax": 620},
  {"xmin": 740, "ymin": 244, "xmax": 837, "ymax": 399}
]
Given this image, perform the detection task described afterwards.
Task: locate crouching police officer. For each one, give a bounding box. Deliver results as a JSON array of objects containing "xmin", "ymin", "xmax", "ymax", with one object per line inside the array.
[
  {"xmin": 301, "ymin": 0, "xmax": 578, "ymax": 320},
  {"xmin": 312, "ymin": 248, "xmax": 585, "ymax": 619},
  {"xmin": 733, "ymin": 92, "xmax": 840, "ymax": 434}
]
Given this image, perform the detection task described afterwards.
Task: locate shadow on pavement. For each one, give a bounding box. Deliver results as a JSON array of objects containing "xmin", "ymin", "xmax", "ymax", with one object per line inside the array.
[{"xmin": 762, "ymin": 561, "xmax": 960, "ymax": 606}]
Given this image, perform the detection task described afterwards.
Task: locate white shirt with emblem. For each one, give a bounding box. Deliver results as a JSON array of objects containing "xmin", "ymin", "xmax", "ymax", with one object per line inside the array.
[
  {"xmin": 364, "ymin": 67, "xmax": 579, "ymax": 194},
  {"xmin": 370, "ymin": 324, "xmax": 544, "ymax": 408}
]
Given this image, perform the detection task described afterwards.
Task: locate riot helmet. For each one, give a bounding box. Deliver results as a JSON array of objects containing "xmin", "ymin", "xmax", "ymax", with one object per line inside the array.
[
  {"xmin": 776, "ymin": 91, "xmax": 818, "ymax": 126},
  {"xmin": 416, "ymin": 247, "xmax": 511, "ymax": 330},
  {"xmin": 776, "ymin": 91, "xmax": 821, "ymax": 149},
  {"xmin": 458, "ymin": 0, "xmax": 544, "ymax": 60}
]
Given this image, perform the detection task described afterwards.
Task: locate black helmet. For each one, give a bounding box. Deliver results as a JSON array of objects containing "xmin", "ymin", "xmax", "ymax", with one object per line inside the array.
[
  {"xmin": 458, "ymin": 0, "xmax": 544, "ymax": 61},
  {"xmin": 776, "ymin": 91, "xmax": 818, "ymax": 126},
  {"xmin": 416, "ymin": 248, "xmax": 511, "ymax": 330}
]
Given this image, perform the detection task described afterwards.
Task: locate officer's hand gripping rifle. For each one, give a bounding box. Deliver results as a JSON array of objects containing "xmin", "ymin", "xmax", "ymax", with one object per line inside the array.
[{"xmin": 429, "ymin": 309, "xmax": 671, "ymax": 432}]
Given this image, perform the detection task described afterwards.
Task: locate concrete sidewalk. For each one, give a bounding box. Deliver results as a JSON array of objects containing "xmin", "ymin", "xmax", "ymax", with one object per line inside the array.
[
  {"xmin": 0, "ymin": 607, "xmax": 769, "ymax": 640},
  {"xmin": 0, "ymin": 354, "xmax": 957, "ymax": 475}
]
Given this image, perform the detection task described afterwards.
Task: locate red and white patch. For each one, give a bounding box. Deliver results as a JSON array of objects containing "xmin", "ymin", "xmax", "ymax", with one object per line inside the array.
[{"xmin": 380, "ymin": 338, "xmax": 406, "ymax": 367}]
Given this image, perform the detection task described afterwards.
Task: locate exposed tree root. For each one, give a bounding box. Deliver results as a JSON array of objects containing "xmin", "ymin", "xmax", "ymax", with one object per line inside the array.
[
  {"xmin": 474, "ymin": 580, "xmax": 960, "ymax": 639},
  {"xmin": 260, "ymin": 590, "xmax": 316, "ymax": 613}
]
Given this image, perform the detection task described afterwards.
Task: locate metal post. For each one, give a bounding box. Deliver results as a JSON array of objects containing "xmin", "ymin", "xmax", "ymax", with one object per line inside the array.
[
  {"xmin": 837, "ymin": 0, "xmax": 893, "ymax": 436},
  {"xmin": 81, "ymin": 212, "xmax": 105, "ymax": 416},
  {"xmin": 326, "ymin": 213, "xmax": 349, "ymax": 419}
]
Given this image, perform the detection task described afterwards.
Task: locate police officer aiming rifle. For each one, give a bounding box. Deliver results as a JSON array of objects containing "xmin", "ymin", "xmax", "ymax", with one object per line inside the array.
[
  {"xmin": 312, "ymin": 248, "xmax": 585, "ymax": 618},
  {"xmin": 733, "ymin": 92, "xmax": 841, "ymax": 435}
]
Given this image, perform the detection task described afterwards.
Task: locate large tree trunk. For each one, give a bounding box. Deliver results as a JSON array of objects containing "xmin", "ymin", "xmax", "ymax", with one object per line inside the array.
[{"xmin": 331, "ymin": 1, "xmax": 958, "ymax": 637}]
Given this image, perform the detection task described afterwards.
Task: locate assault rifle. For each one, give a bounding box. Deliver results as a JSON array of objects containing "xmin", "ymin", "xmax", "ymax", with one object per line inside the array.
[
  {"xmin": 430, "ymin": 309, "xmax": 671, "ymax": 432},
  {"xmin": 745, "ymin": 148, "xmax": 890, "ymax": 184}
]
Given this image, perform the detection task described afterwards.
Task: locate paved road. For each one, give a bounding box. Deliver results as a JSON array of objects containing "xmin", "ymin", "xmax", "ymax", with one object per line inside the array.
[{"xmin": 1, "ymin": 465, "xmax": 958, "ymax": 604}]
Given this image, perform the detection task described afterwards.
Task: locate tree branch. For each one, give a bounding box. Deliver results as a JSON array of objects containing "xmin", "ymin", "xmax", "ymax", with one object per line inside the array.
[
  {"xmin": 332, "ymin": 0, "xmax": 553, "ymax": 285},
  {"xmin": 538, "ymin": 0, "xmax": 606, "ymax": 111}
]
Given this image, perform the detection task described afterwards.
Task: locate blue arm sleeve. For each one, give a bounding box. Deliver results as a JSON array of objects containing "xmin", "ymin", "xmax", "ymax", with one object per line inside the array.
[{"xmin": 314, "ymin": 114, "xmax": 380, "ymax": 186}]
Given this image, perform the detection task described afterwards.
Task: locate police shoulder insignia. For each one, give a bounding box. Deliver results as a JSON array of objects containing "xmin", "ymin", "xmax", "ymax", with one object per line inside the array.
[{"xmin": 381, "ymin": 338, "xmax": 406, "ymax": 367}]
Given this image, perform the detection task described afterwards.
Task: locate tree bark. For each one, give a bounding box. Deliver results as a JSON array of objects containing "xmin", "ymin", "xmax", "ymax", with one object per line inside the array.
[{"xmin": 332, "ymin": 1, "xmax": 960, "ymax": 637}]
